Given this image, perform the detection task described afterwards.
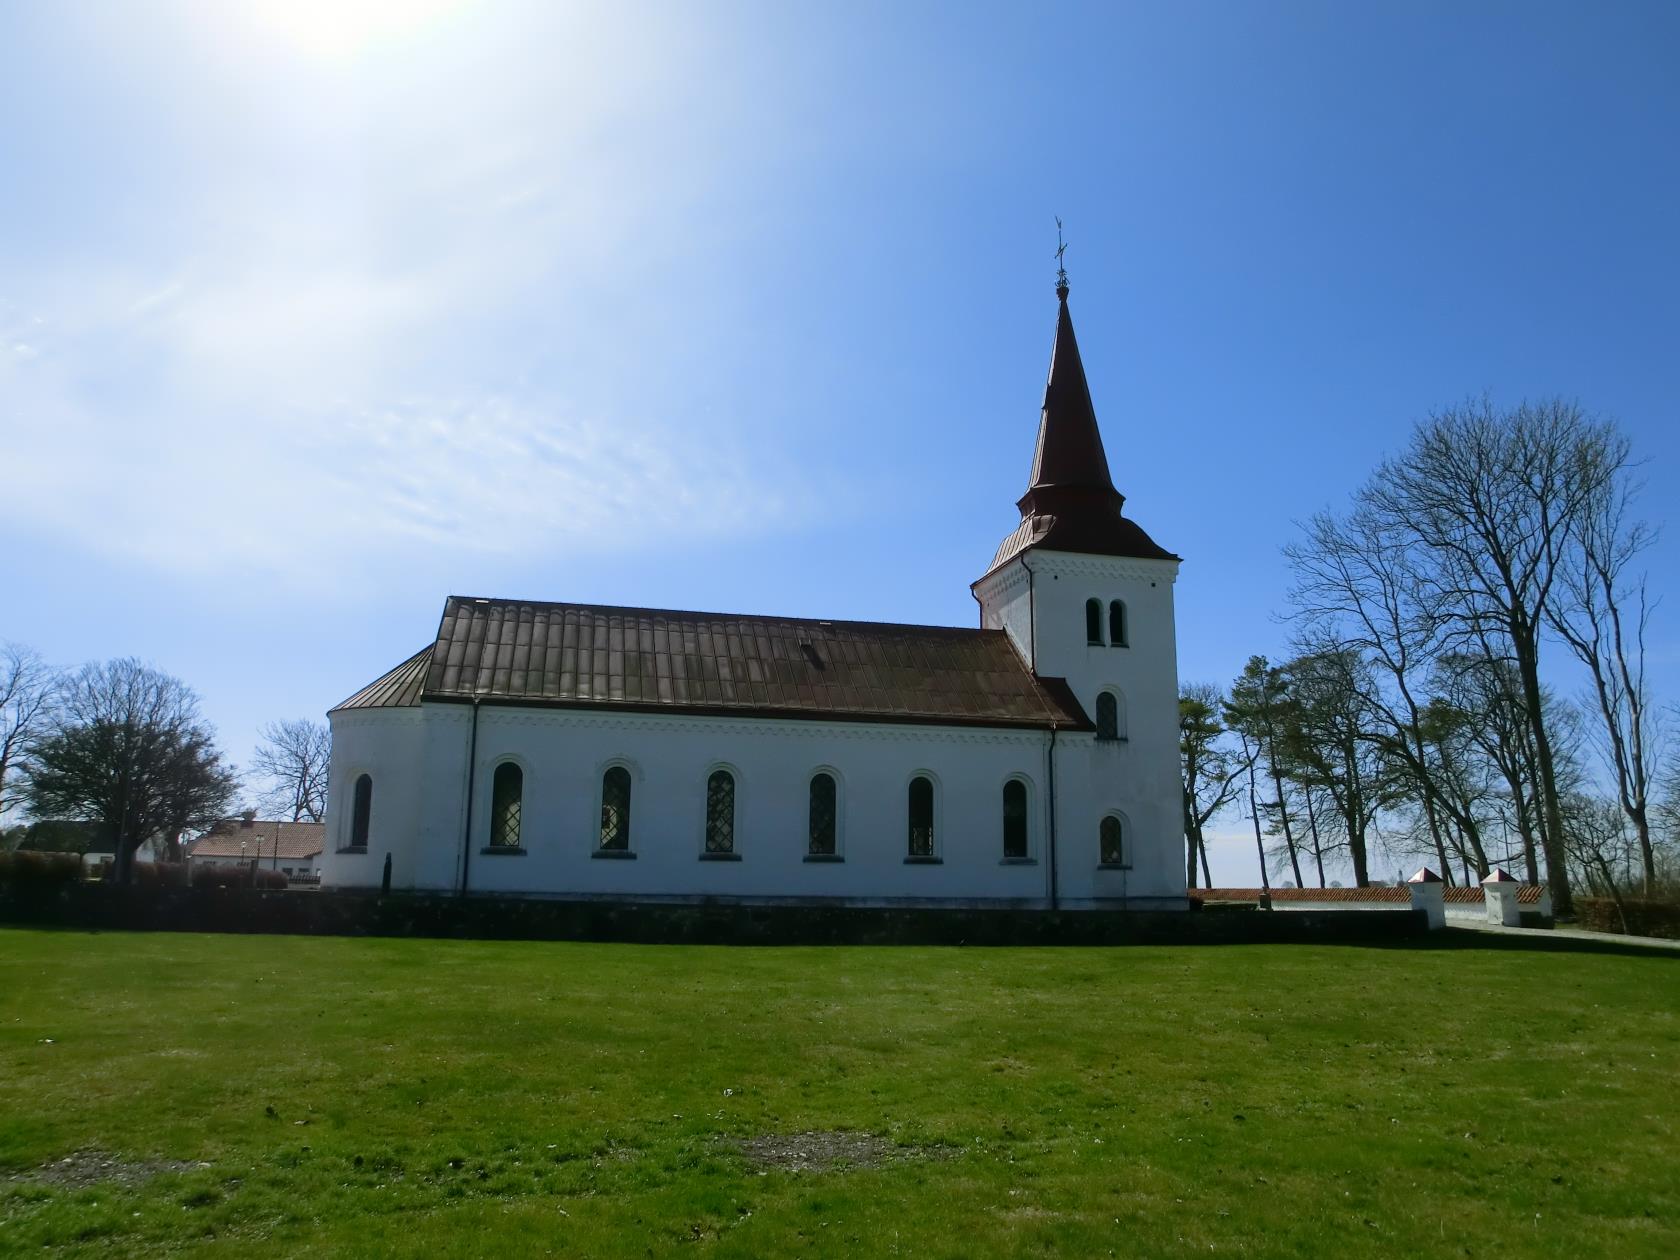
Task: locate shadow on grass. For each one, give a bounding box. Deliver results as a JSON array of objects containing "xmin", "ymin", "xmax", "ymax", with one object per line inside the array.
[{"xmin": 1362, "ymin": 925, "xmax": 1680, "ymax": 963}]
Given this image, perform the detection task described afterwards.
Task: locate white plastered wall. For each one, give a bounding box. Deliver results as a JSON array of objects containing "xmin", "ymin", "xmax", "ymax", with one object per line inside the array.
[
  {"xmin": 324, "ymin": 704, "xmax": 1079, "ymax": 905},
  {"xmin": 975, "ymin": 548, "xmax": 1186, "ymax": 906}
]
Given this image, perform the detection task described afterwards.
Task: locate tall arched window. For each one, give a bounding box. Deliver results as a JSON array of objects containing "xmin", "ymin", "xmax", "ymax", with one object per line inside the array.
[
  {"xmin": 808, "ymin": 772, "xmax": 837, "ymax": 856},
  {"xmin": 350, "ymin": 774, "xmax": 372, "ymax": 849},
  {"xmin": 489, "ymin": 762, "xmax": 522, "ymax": 849},
  {"xmin": 705, "ymin": 769, "xmax": 736, "ymax": 854},
  {"xmin": 907, "ymin": 776, "xmax": 935, "ymax": 857},
  {"xmin": 1095, "ymin": 692, "xmax": 1119, "ymax": 741},
  {"xmin": 600, "ymin": 766, "xmax": 631, "ymax": 851},
  {"xmin": 1109, "ymin": 600, "xmax": 1128, "ymax": 647},
  {"xmin": 1100, "ymin": 815, "xmax": 1125, "ymax": 866},
  {"xmin": 1085, "ymin": 598, "xmax": 1104, "ymax": 645},
  {"xmin": 1002, "ymin": 779, "xmax": 1028, "ymax": 859}
]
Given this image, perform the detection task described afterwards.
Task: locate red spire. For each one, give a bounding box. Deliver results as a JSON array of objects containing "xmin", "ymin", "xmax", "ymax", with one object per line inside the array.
[
  {"xmin": 1019, "ymin": 284, "xmax": 1121, "ymax": 517},
  {"xmin": 985, "ymin": 279, "xmax": 1177, "ymax": 574}
]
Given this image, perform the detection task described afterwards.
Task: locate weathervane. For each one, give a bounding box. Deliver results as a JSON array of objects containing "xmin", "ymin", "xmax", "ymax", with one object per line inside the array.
[{"xmin": 1054, "ymin": 216, "xmax": 1069, "ymax": 298}]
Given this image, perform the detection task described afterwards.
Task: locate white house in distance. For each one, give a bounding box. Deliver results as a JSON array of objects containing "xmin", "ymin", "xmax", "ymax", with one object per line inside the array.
[
  {"xmin": 320, "ymin": 275, "xmax": 1186, "ymax": 909},
  {"xmin": 187, "ymin": 815, "xmax": 325, "ymax": 881}
]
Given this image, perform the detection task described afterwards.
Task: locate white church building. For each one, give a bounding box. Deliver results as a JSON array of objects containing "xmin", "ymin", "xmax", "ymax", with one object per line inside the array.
[{"xmin": 320, "ymin": 275, "xmax": 1186, "ymax": 909}]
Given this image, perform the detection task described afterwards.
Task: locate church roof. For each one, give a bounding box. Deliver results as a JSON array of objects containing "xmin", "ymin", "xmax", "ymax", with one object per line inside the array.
[
  {"xmin": 984, "ymin": 282, "xmax": 1178, "ymax": 576},
  {"xmin": 334, "ymin": 597, "xmax": 1092, "ymax": 731}
]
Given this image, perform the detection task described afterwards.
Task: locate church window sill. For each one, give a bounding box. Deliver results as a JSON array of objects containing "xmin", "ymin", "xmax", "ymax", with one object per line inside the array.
[
  {"xmin": 1096, "ymin": 862, "xmax": 1133, "ymax": 871},
  {"xmin": 803, "ymin": 853, "xmax": 844, "ymax": 863},
  {"xmin": 1000, "ymin": 856, "xmax": 1037, "ymax": 866},
  {"xmin": 480, "ymin": 846, "xmax": 526, "ymax": 856},
  {"xmin": 592, "ymin": 849, "xmax": 637, "ymax": 860},
  {"xmin": 904, "ymin": 855, "xmax": 943, "ymax": 865},
  {"xmin": 336, "ymin": 846, "xmax": 368, "ymax": 855},
  {"xmin": 699, "ymin": 852, "xmax": 742, "ymax": 862}
]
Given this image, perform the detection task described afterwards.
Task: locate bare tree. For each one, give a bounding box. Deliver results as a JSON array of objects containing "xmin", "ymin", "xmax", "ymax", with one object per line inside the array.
[
  {"xmin": 1285, "ymin": 506, "xmax": 1456, "ymax": 879},
  {"xmin": 251, "ymin": 720, "xmax": 331, "ymax": 822},
  {"xmin": 1180, "ymin": 683, "xmax": 1242, "ymax": 889},
  {"xmin": 1225, "ymin": 657, "xmax": 1308, "ymax": 888},
  {"xmin": 25, "ymin": 659, "xmax": 239, "ymax": 882},
  {"xmin": 1363, "ymin": 399, "xmax": 1630, "ymax": 917},
  {"xmin": 1279, "ymin": 646, "xmax": 1391, "ymax": 887},
  {"xmin": 1, "ymin": 643, "xmax": 57, "ymax": 823},
  {"xmin": 1545, "ymin": 471, "xmax": 1665, "ymax": 892}
]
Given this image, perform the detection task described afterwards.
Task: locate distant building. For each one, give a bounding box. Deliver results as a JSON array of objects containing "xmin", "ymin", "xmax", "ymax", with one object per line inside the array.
[
  {"xmin": 188, "ymin": 814, "xmax": 324, "ymax": 881},
  {"xmin": 320, "ymin": 276, "xmax": 1186, "ymax": 909}
]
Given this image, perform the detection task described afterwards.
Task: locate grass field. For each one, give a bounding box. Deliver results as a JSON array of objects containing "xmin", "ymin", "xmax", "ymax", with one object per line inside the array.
[{"xmin": 1, "ymin": 929, "xmax": 1676, "ymax": 1258}]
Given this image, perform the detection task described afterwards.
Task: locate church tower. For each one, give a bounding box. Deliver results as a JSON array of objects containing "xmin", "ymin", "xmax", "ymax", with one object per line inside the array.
[{"xmin": 972, "ymin": 270, "xmax": 1185, "ymax": 905}]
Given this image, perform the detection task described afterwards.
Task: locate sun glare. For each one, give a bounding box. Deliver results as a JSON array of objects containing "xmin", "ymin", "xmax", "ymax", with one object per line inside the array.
[{"xmin": 244, "ymin": 0, "xmax": 469, "ymax": 61}]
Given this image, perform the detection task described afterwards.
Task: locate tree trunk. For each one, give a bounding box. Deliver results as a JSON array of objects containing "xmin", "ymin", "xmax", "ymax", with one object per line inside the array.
[
  {"xmin": 1302, "ymin": 788, "xmax": 1327, "ymax": 888},
  {"xmin": 1419, "ymin": 790, "xmax": 1453, "ymax": 886},
  {"xmin": 1183, "ymin": 791, "xmax": 1199, "ymax": 889},
  {"xmin": 1513, "ymin": 621, "xmax": 1575, "ymax": 916},
  {"xmin": 1266, "ymin": 755, "xmax": 1305, "ymax": 889},
  {"xmin": 1246, "ymin": 761, "xmax": 1271, "ymax": 894}
]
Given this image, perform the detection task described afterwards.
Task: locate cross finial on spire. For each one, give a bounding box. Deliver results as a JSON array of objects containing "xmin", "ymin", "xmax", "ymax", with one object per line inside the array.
[{"xmin": 1054, "ymin": 217, "xmax": 1069, "ymax": 300}]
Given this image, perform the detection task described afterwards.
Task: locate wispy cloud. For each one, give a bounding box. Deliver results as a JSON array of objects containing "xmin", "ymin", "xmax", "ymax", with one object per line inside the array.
[{"xmin": 0, "ymin": 1, "xmax": 811, "ymax": 593}]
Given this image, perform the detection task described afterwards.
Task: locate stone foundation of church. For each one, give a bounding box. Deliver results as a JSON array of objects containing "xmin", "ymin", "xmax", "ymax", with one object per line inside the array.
[{"xmin": 0, "ymin": 884, "xmax": 1429, "ymax": 946}]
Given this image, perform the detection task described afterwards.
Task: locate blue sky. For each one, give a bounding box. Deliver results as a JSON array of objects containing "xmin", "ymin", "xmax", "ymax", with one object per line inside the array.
[{"xmin": 3, "ymin": 2, "xmax": 1676, "ymax": 881}]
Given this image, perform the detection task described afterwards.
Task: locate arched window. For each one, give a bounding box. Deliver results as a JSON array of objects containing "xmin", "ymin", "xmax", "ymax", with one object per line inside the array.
[
  {"xmin": 1085, "ymin": 598, "xmax": 1104, "ymax": 645},
  {"xmin": 1100, "ymin": 815, "xmax": 1125, "ymax": 866},
  {"xmin": 599, "ymin": 766, "xmax": 631, "ymax": 851},
  {"xmin": 489, "ymin": 762, "xmax": 522, "ymax": 849},
  {"xmin": 1002, "ymin": 779, "xmax": 1028, "ymax": 859},
  {"xmin": 350, "ymin": 774, "xmax": 372, "ymax": 848},
  {"xmin": 808, "ymin": 772, "xmax": 837, "ymax": 856},
  {"xmin": 1109, "ymin": 600, "xmax": 1128, "ymax": 647},
  {"xmin": 908, "ymin": 776, "xmax": 935, "ymax": 857},
  {"xmin": 705, "ymin": 769, "xmax": 736, "ymax": 854},
  {"xmin": 1095, "ymin": 692, "xmax": 1119, "ymax": 741}
]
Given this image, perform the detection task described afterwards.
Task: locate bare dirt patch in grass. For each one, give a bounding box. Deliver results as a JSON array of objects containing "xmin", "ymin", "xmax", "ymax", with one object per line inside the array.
[
  {"xmin": 14, "ymin": 1151, "xmax": 204, "ymax": 1192},
  {"xmin": 730, "ymin": 1130, "xmax": 957, "ymax": 1174}
]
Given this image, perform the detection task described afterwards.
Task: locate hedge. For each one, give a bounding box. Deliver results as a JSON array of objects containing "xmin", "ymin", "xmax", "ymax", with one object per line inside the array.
[
  {"xmin": 1575, "ymin": 897, "xmax": 1680, "ymax": 941},
  {"xmin": 0, "ymin": 850, "xmax": 83, "ymax": 885}
]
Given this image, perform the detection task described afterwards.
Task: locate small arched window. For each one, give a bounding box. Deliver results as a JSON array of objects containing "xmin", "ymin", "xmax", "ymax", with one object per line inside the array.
[
  {"xmin": 350, "ymin": 774, "xmax": 373, "ymax": 848},
  {"xmin": 908, "ymin": 776, "xmax": 935, "ymax": 857},
  {"xmin": 1109, "ymin": 600, "xmax": 1128, "ymax": 647},
  {"xmin": 808, "ymin": 773, "xmax": 837, "ymax": 856},
  {"xmin": 490, "ymin": 762, "xmax": 522, "ymax": 849},
  {"xmin": 1085, "ymin": 598, "xmax": 1104, "ymax": 645},
  {"xmin": 600, "ymin": 766, "xmax": 631, "ymax": 851},
  {"xmin": 1002, "ymin": 779, "xmax": 1028, "ymax": 859},
  {"xmin": 1095, "ymin": 692, "xmax": 1119, "ymax": 741},
  {"xmin": 1100, "ymin": 815, "xmax": 1125, "ymax": 866},
  {"xmin": 705, "ymin": 769, "xmax": 736, "ymax": 854}
]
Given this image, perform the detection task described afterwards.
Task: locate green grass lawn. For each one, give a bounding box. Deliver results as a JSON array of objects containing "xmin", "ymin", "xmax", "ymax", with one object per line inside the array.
[{"xmin": 1, "ymin": 929, "xmax": 1676, "ymax": 1258}]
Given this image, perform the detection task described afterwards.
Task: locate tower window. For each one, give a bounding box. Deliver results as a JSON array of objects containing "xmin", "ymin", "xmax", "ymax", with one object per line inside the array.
[
  {"xmin": 1085, "ymin": 598, "xmax": 1104, "ymax": 645},
  {"xmin": 489, "ymin": 762, "xmax": 523, "ymax": 849},
  {"xmin": 808, "ymin": 773, "xmax": 837, "ymax": 855},
  {"xmin": 1109, "ymin": 600, "xmax": 1128, "ymax": 647},
  {"xmin": 1095, "ymin": 692, "xmax": 1119, "ymax": 741},
  {"xmin": 1002, "ymin": 779, "xmax": 1028, "ymax": 859},
  {"xmin": 599, "ymin": 766, "xmax": 632, "ymax": 851}
]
